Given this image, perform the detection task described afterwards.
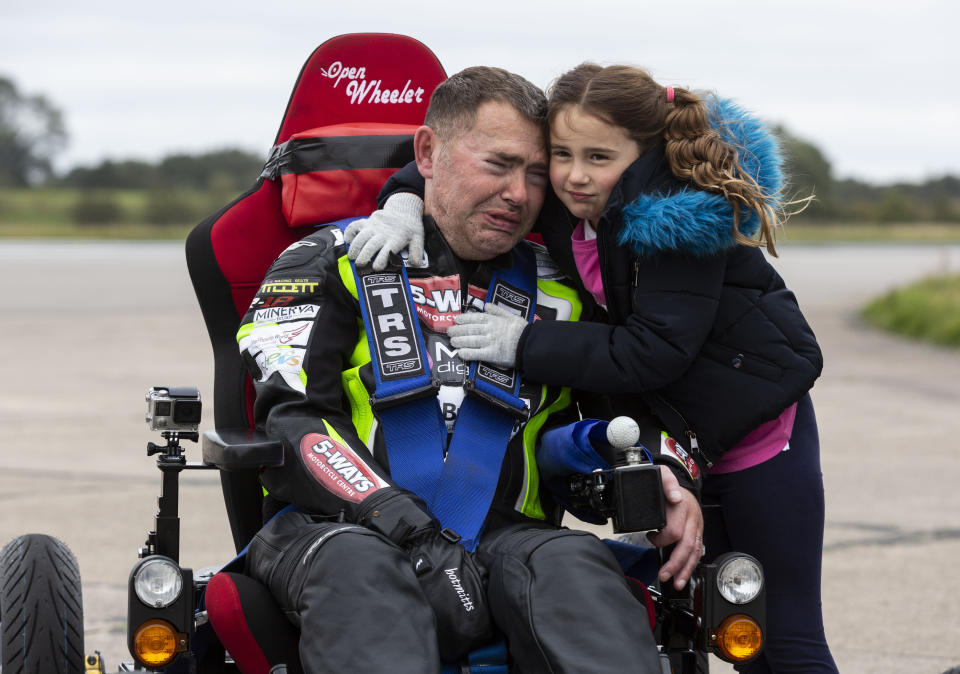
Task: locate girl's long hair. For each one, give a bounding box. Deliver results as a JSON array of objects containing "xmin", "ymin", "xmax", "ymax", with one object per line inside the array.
[{"xmin": 547, "ymin": 63, "xmax": 798, "ymax": 256}]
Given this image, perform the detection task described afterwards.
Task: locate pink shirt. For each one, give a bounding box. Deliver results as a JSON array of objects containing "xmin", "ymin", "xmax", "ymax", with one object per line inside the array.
[
  {"xmin": 571, "ymin": 220, "xmax": 606, "ymax": 308},
  {"xmin": 708, "ymin": 403, "xmax": 797, "ymax": 474},
  {"xmin": 570, "ymin": 219, "xmax": 796, "ymax": 474}
]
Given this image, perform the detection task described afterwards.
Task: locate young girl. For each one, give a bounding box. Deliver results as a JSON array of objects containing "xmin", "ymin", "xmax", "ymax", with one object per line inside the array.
[{"xmin": 349, "ymin": 63, "xmax": 836, "ymax": 673}]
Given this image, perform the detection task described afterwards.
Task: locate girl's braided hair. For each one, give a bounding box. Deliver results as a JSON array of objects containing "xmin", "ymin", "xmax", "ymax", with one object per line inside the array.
[{"xmin": 548, "ymin": 63, "xmax": 799, "ymax": 256}]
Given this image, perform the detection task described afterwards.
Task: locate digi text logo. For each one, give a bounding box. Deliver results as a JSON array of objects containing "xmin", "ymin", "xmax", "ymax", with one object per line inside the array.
[{"xmin": 320, "ymin": 61, "xmax": 426, "ymax": 106}]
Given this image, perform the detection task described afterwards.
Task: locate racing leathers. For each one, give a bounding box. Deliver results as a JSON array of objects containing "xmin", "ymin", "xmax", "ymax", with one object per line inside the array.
[{"xmin": 237, "ymin": 218, "xmax": 662, "ymax": 673}]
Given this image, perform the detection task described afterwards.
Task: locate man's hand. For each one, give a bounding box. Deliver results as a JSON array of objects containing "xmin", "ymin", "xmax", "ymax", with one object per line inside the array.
[
  {"xmin": 646, "ymin": 466, "xmax": 703, "ymax": 590},
  {"xmin": 448, "ymin": 303, "xmax": 527, "ymax": 367},
  {"xmin": 407, "ymin": 533, "xmax": 493, "ymax": 662},
  {"xmin": 344, "ymin": 192, "xmax": 425, "ymax": 270}
]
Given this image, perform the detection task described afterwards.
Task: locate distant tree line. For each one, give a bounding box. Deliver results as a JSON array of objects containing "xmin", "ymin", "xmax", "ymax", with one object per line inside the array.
[
  {"xmin": 57, "ymin": 149, "xmax": 264, "ymax": 192},
  {"xmin": 0, "ymin": 76, "xmax": 68, "ymax": 186},
  {"xmin": 775, "ymin": 127, "xmax": 960, "ymax": 223},
  {"xmin": 58, "ymin": 150, "xmax": 265, "ymax": 225},
  {"xmin": 2, "ymin": 74, "xmax": 959, "ymax": 225}
]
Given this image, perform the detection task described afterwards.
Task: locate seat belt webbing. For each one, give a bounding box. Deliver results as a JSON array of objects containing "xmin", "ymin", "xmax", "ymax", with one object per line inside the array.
[{"xmin": 344, "ymin": 223, "xmax": 536, "ymax": 550}]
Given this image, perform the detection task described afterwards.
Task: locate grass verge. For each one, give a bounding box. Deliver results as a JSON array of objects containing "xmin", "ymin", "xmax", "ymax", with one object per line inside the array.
[
  {"xmin": 0, "ymin": 187, "xmax": 225, "ymax": 237},
  {"xmin": 0, "ymin": 222, "xmax": 193, "ymax": 240},
  {"xmin": 862, "ymin": 275, "xmax": 960, "ymax": 347},
  {"xmin": 780, "ymin": 222, "xmax": 960, "ymax": 244}
]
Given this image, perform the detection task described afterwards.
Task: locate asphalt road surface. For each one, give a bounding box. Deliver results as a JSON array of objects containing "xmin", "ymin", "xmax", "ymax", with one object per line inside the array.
[{"xmin": 1, "ymin": 239, "xmax": 959, "ymax": 671}]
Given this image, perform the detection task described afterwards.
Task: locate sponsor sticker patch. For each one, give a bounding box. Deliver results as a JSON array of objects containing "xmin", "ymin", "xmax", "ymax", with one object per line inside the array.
[
  {"xmin": 250, "ymin": 295, "xmax": 295, "ymax": 309},
  {"xmin": 253, "ymin": 304, "xmax": 320, "ymax": 326},
  {"xmin": 299, "ymin": 433, "xmax": 388, "ymax": 503},
  {"xmin": 244, "ymin": 321, "xmax": 313, "ymax": 350},
  {"xmin": 251, "ymin": 348, "xmax": 307, "ymax": 393},
  {"xmin": 362, "ymin": 273, "xmax": 426, "ymax": 380},
  {"xmin": 259, "ymin": 279, "xmax": 321, "ymax": 295},
  {"xmin": 407, "ymin": 275, "xmax": 485, "ymax": 333},
  {"xmin": 660, "ymin": 433, "xmax": 700, "ymax": 480}
]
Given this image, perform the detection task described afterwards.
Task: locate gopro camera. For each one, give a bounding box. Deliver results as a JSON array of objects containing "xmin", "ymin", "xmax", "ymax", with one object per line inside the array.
[{"xmin": 145, "ymin": 386, "xmax": 202, "ymax": 432}]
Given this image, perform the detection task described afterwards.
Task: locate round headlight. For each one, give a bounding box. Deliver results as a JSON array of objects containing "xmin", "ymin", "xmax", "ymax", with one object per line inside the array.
[
  {"xmin": 133, "ymin": 619, "xmax": 182, "ymax": 668},
  {"xmin": 716, "ymin": 614, "xmax": 763, "ymax": 662},
  {"xmin": 134, "ymin": 557, "xmax": 183, "ymax": 608},
  {"xmin": 717, "ymin": 555, "xmax": 763, "ymax": 605}
]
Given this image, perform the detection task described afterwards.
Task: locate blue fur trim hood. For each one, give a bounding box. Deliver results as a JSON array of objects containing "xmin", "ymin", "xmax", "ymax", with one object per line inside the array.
[{"xmin": 617, "ymin": 96, "xmax": 783, "ymax": 257}]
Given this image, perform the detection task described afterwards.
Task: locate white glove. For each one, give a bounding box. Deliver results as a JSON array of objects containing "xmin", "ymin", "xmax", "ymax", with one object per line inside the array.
[
  {"xmin": 344, "ymin": 192, "xmax": 425, "ymax": 271},
  {"xmin": 448, "ymin": 303, "xmax": 528, "ymax": 368}
]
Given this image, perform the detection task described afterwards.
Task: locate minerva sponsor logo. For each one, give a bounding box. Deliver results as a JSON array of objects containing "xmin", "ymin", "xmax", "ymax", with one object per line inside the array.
[
  {"xmin": 320, "ymin": 61, "xmax": 426, "ymax": 106},
  {"xmin": 253, "ymin": 304, "xmax": 319, "ymax": 325},
  {"xmin": 299, "ymin": 433, "xmax": 386, "ymax": 503},
  {"xmin": 444, "ymin": 567, "xmax": 475, "ymax": 612}
]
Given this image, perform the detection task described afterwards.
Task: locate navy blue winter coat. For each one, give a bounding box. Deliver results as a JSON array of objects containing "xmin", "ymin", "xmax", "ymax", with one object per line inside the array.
[{"xmin": 520, "ymin": 98, "xmax": 822, "ymax": 467}]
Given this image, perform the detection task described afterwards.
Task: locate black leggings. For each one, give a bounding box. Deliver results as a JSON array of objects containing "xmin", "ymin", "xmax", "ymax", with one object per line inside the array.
[{"xmin": 702, "ymin": 394, "xmax": 838, "ymax": 673}]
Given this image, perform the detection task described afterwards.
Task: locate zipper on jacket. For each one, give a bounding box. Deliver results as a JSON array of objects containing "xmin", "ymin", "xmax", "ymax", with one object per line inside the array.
[
  {"xmin": 654, "ymin": 393, "xmax": 712, "ymax": 468},
  {"xmin": 595, "ymin": 217, "xmax": 615, "ymax": 319}
]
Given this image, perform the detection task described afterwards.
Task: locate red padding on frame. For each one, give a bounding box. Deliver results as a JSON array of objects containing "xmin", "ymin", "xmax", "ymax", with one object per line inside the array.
[{"xmin": 205, "ymin": 573, "xmax": 272, "ymax": 674}]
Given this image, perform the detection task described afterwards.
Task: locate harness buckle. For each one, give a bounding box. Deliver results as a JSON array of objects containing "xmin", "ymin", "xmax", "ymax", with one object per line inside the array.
[
  {"xmin": 463, "ymin": 378, "xmax": 530, "ymax": 422},
  {"xmin": 369, "ymin": 378, "xmax": 442, "ymax": 411},
  {"xmin": 439, "ymin": 527, "xmax": 462, "ymax": 544}
]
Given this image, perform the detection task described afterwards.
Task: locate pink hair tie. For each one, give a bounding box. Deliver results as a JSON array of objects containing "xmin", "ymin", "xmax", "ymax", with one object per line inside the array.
[{"xmin": 665, "ymin": 86, "xmax": 675, "ymax": 103}]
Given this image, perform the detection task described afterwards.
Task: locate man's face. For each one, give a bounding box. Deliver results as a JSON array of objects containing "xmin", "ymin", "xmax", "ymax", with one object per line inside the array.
[{"xmin": 423, "ymin": 101, "xmax": 548, "ymax": 260}]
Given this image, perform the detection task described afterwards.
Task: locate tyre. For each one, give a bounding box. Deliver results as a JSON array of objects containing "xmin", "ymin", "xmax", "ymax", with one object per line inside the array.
[{"xmin": 0, "ymin": 534, "xmax": 85, "ymax": 673}]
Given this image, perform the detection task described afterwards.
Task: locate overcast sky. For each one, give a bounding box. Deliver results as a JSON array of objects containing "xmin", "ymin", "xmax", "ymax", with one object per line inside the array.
[{"xmin": 2, "ymin": 0, "xmax": 956, "ymax": 184}]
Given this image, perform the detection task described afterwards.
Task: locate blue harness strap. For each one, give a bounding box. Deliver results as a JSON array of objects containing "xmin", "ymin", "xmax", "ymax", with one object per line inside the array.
[
  {"xmin": 353, "ymin": 261, "xmax": 449, "ymax": 504},
  {"xmin": 339, "ymin": 218, "xmax": 536, "ymax": 551},
  {"xmin": 430, "ymin": 244, "xmax": 536, "ymax": 550}
]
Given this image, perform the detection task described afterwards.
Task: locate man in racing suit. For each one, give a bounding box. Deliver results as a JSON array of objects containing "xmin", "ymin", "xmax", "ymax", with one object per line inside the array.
[{"xmin": 237, "ymin": 67, "xmax": 686, "ymax": 673}]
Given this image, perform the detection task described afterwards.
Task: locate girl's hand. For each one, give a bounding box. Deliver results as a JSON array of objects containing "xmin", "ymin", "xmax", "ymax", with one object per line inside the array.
[
  {"xmin": 344, "ymin": 193, "xmax": 425, "ymax": 270},
  {"xmin": 449, "ymin": 303, "xmax": 527, "ymax": 367}
]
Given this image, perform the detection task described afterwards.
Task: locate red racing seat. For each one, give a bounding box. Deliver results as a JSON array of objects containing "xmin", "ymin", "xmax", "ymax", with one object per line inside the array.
[
  {"xmin": 186, "ymin": 33, "xmax": 446, "ymax": 553},
  {"xmin": 186, "ymin": 34, "xmax": 445, "ymax": 673}
]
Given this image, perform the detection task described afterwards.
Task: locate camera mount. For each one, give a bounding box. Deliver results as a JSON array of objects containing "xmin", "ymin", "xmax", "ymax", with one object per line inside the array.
[
  {"xmin": 140, "ymin": 386, "xmax": 213, "ymax": 562},
  {"xmin": 147, "ymin": 430, "xmax": 200, "ymax": 463}
]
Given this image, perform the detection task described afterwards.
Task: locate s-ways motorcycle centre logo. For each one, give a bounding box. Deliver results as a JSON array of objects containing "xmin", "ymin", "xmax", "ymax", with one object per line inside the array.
[
  {"xmin": 321, "ymin": 61, "xmax": 427, "ymax": 106},
  {"xmin": 299, "ymin": 433, "xmax": 388, "ymax": 503},
  {"xmin": 408, "ymin": 275, "xmax": 486, "ymax": 333}
]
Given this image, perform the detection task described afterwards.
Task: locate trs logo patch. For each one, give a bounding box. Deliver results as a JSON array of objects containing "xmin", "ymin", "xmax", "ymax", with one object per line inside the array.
[
  {"xmin": 299, "ymin": 433, "xmax": 388, "ymax": 503},
  {"xmin": 361, "ymin": 273, "xmax": 426, "ymax": 380}
]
